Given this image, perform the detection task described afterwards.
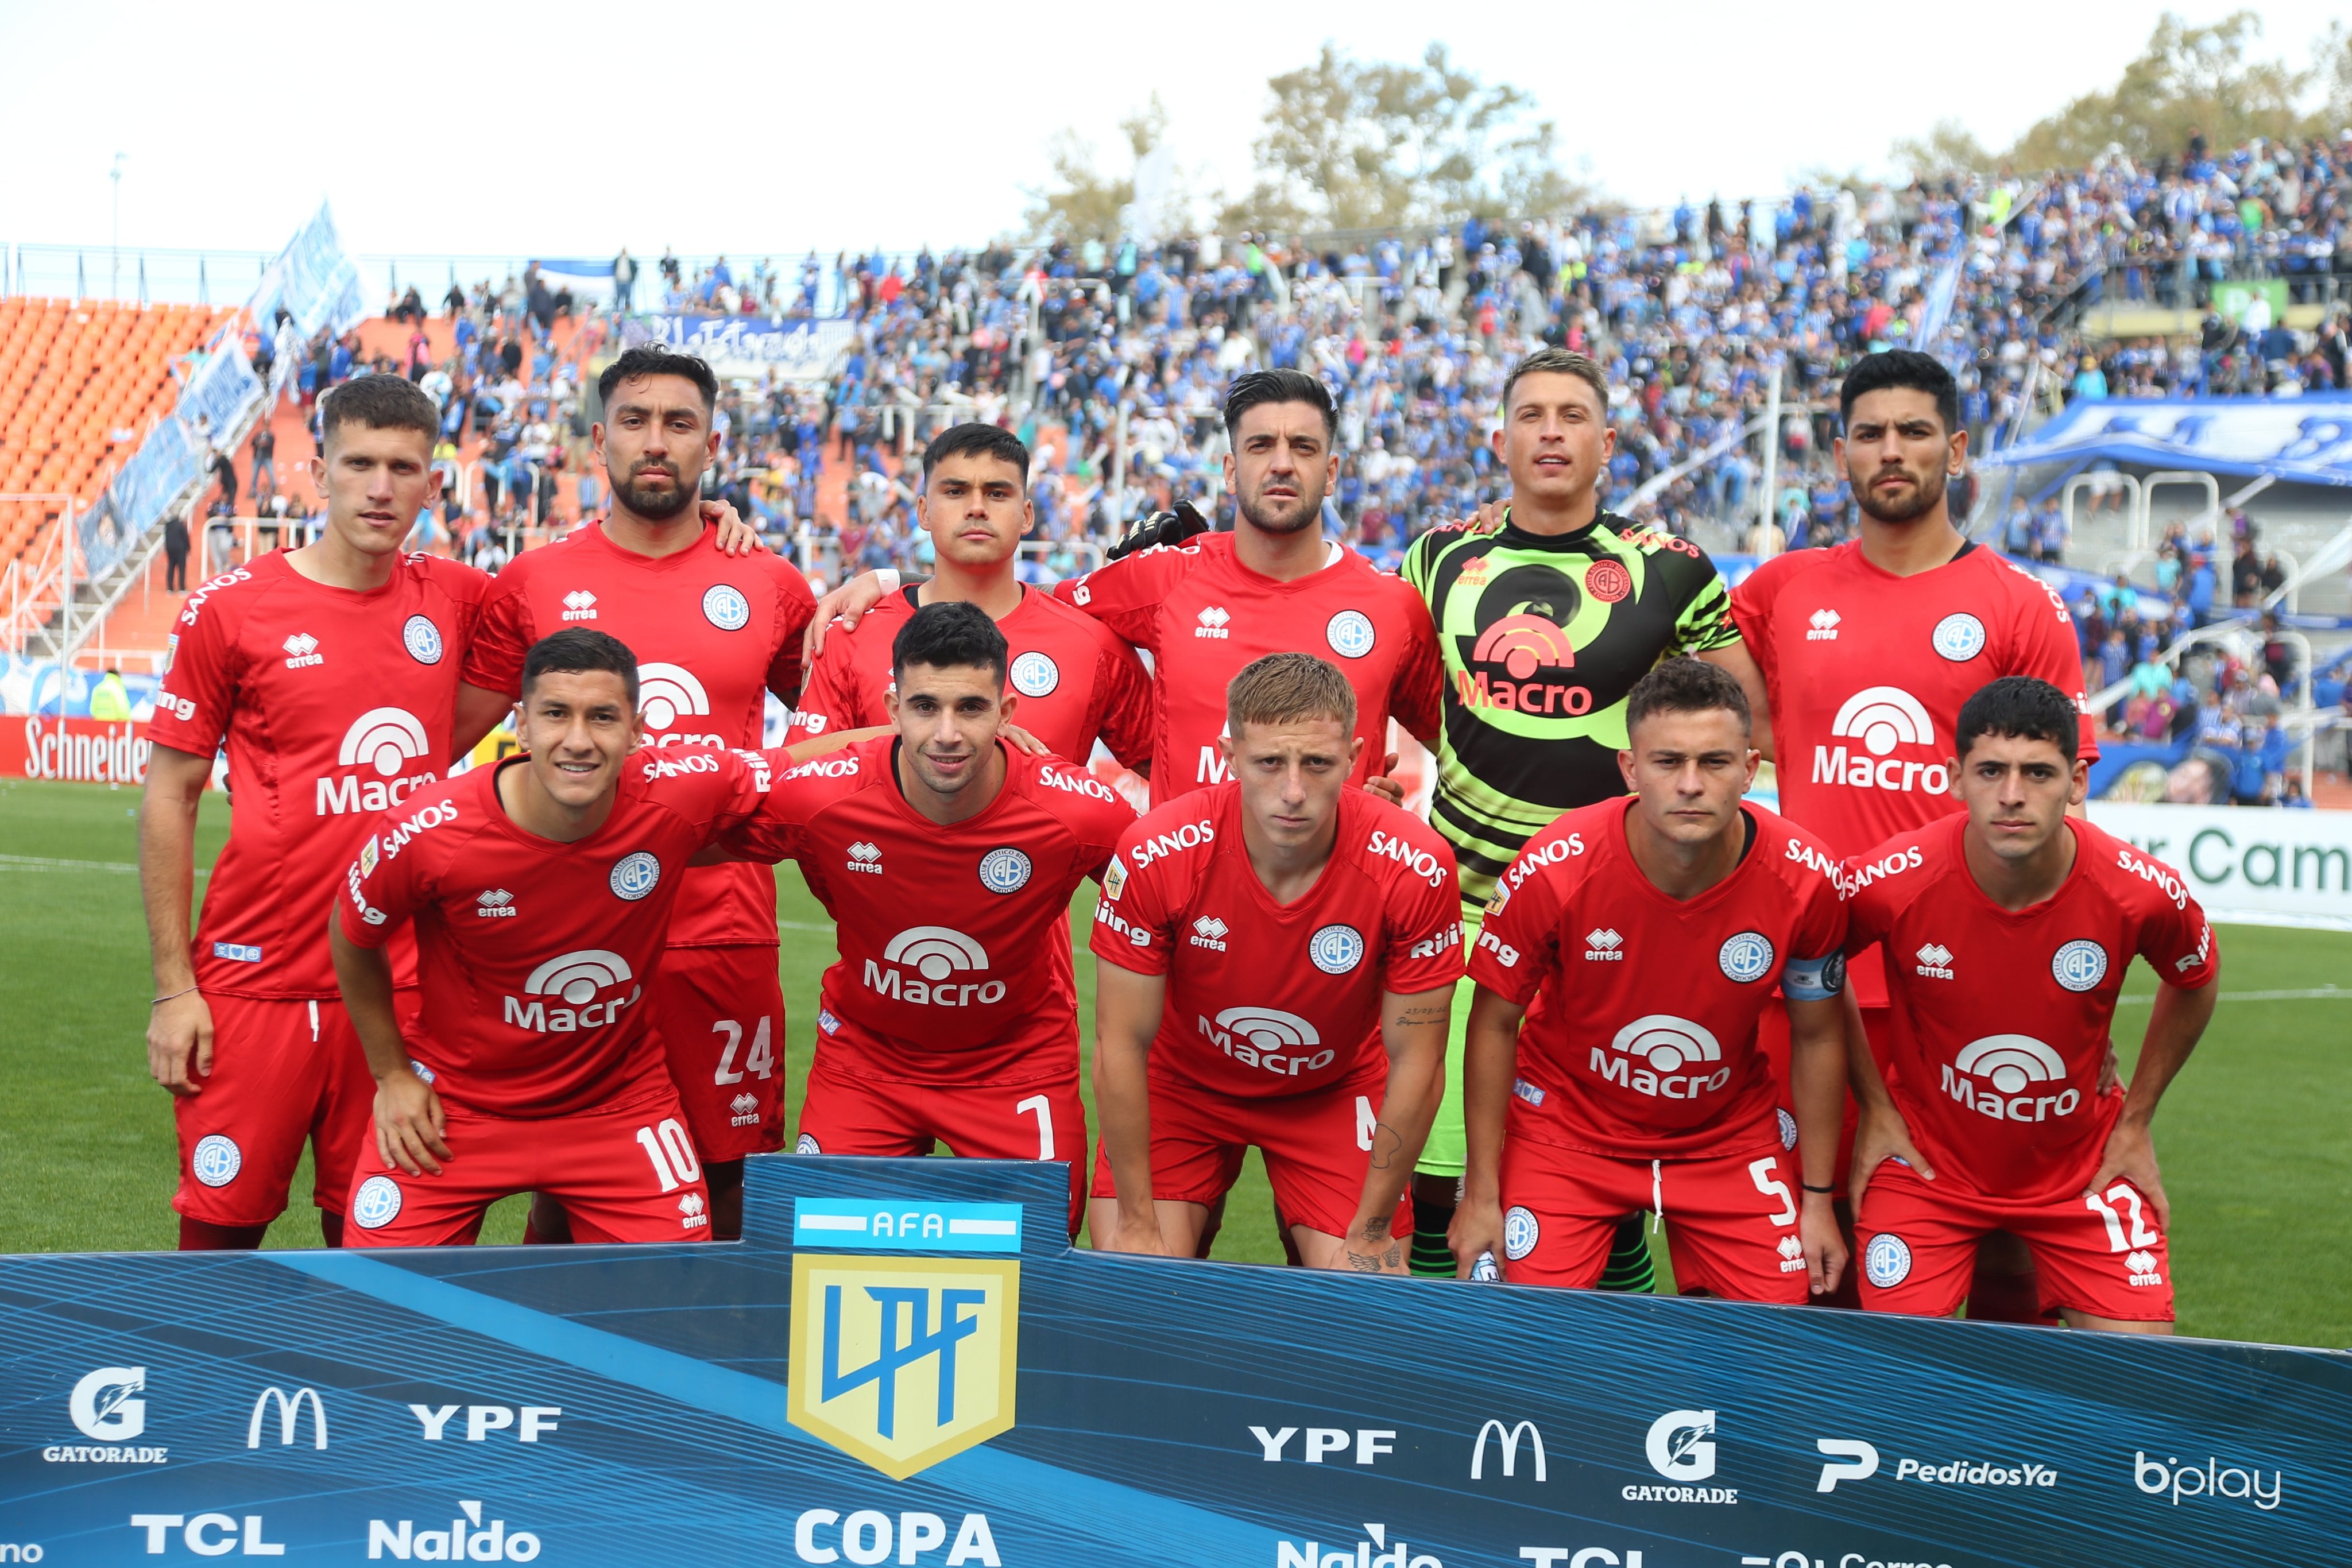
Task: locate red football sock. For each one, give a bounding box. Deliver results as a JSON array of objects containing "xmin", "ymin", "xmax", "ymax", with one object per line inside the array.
[
  {"xmin": 1967, "ymin": 1261, "xmax": 2059, "ymax": 1325},
  {"xmin": 318, "ymin": 1211, "xmax": 346, "ymax": 1249},
  {"xmin": 179, "ymin": 1217, "xmax": 269, "ymax": 1251}
]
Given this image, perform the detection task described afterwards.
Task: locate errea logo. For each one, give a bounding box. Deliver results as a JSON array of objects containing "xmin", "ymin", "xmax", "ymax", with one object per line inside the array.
[
  {"xmin": 729, "ymin": 1091, "xmax": 760, "ymax": 1126},
  {"xmin": 1914, "ymin": 942, "xmax": 1953, "ymax": 979},
  {"xmin": 845, "ymin": 841, "xmax": 883, "ymax": 875},
  {"xmin": 476, "ymin": 889, "xmax": 517, "ymax": 919},
  {"xmin": 1584, "ymin": 928, "xmax": 1624, "ymax": 961},
  {"xmin": 1190, "ymin": 916, "xmax": 1229, "ymax": 951},
  {"xmin": 1195, "ymin": 605, "xmax": 1231, "ymax": 639},
  {"xmin": 282, "ymin": 632, "xmax": 324, "ymax": 668},
  {"xmin": 561, "ymin": 590, "xmax": 598, "ymax": 621},
  {"xmin": 1776, "ymin": 1234, "xmax": 1806, "ymax": 1274},
  {"xmin": 1806, "ymin": 609, "xmax": 1840, "ymax": 641},
  {"xmin": 2125, "ymin": 1248, "xmax": 2163, "ymax": 1287}
]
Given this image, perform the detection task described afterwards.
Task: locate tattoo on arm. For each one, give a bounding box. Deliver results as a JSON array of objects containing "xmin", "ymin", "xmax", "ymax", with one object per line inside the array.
[
  {"xmin": 1365, "ymin": 1121, "xmax": 1405, "ymax": 1171},
  {"xmin": 1361, "ymin": 1215, "xmax": 1392, "ymax": 1241}
]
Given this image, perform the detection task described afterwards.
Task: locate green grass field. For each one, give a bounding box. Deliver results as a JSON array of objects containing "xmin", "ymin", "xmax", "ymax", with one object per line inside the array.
[{"xmin": 2, "ymin": 776, "xmax": 2346, "ymax": 1348}]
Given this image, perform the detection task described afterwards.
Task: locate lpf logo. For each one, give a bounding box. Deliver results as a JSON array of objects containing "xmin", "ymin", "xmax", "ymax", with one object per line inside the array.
[{"xmin": 788, "ymin": 1256, "xmax": 1018, "ymax": 1480}]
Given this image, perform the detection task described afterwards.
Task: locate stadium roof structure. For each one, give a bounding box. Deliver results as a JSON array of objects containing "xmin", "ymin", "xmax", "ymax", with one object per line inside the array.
[{"xmin": 1981, "ymin": 393, "xmax": 2352, "ymax": 487}]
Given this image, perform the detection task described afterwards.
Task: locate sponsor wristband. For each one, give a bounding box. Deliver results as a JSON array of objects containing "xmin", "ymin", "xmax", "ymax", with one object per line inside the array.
[
  {"xmin": 873, "ymin": 568, "xmax": 900, "ymax": 594},
  {"xmin": 1802, "ymin": 1182, "xmax": 1836, "ymax": 1194},
  {"xmin": 152, "ymin": 985, "xmax": 199, "ymax": 1006}
]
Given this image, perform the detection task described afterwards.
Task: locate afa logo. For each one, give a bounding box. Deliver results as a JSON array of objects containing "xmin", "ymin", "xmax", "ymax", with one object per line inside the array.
[{"xmin": 788, "ymin": 1255, "xmax": 1019, "ymax": 1480}]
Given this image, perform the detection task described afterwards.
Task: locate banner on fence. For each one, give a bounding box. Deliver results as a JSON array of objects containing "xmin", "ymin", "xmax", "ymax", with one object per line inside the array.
[
  {"xmin": 1979, "ymin": 392, "xmax": 2352, "ymax": 488},
  {"xmin": 0, "ymin": 1158, "xmax": 2342, "ymax": 1567},
  {"xmin": 249, "ymin": 203, "xmax": 369, "ymax": 343},
  {"xmin": 621, "ymin": 314, "xmax": 854, "ymax": 380},
  {"xmin": 1, "ymin": 715, "xmax": 156, "ymax": 783},
  {"xmin": 2087, "ymin": 800, "xmax": 2352, "ymax": 930}
]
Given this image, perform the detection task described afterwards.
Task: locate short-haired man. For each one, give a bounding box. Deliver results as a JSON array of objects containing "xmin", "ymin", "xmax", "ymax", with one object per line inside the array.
[
  {"xmin": 788, "ymin": 423, "xmax": 1151, "ymax": 769},
  {"xmin": 810, "ymin": 370, "xmax": 1443, "ymax": 806},
  {"xmin": 1730, "ymin": 348, "xmax": 2099, "ymax": 1319},
  {"xmin": 719, "ymin": 601, "xmax": 1138, "ymax": 1232},
  {"xmin": 1089, "ymin": 654, "xmax": 1460, "ymax": 1272},
  {"xmin": 142, "ymin": 375, "xmax": 487, "ymax": 1250},
  {"xmin": 1842, "ymin": 677, "xmax": 2217, "ymax": 1331},
  {"xmin": 332, "ymin": 630, "xmax": 794, "ymax": 1245},
  {"xmin": 456, "ymin": 346, "xmax": 816, "ymax": 1239},
  {"xmin": 1451, "ymin": 659, "xmax": 1850, "ymax": 1301}
]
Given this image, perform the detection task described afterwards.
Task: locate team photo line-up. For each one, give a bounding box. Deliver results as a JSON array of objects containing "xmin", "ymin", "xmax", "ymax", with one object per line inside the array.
[{"xmin": 137, "ymin": 342, "xmax": 2218, "ymax": 1331}]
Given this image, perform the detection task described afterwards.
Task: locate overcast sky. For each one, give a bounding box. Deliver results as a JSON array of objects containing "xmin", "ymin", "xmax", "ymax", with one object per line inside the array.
[{"xmin": 3, "ymin": 0, "xmax": 2344, "ymax": 266}]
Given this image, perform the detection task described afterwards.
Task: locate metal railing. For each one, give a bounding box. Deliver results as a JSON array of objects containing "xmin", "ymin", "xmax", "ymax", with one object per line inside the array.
[{"xmin": 1, "ymin": 494, "xmax": 81, "ymax": 656}]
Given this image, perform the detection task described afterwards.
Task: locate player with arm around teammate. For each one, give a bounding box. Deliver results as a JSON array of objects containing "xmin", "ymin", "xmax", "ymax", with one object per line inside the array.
[
  {"xmin": 1842, "ymin": 677, "xmax": 2218, "ymax": 1331},
  {"xmin": 1450, "ymin": 659, "xmax": 1850, "ymax": 1300},
  {"xmin": 1088, "ymin": 654, "xmax": 1460, "ymax": 1273}
]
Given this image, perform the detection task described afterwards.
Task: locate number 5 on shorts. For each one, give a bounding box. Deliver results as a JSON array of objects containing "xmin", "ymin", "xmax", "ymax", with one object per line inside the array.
[
  {"xmin": 1747, "ymin": 1156, "xmax": 1796, "ymax": 1225},
  {"xmin": 636, "ymin": 1118, "xmax": 703, "ymax": 1192}
]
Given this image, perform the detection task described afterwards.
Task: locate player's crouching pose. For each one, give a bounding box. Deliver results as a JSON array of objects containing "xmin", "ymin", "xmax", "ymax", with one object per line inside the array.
[
  {"xmin": 1451, "ymin": 659, "xmax": 1851, "ymax": 1300},
  {"xmin": 1088, "ymin": 655, "xmax": 1460, "ymax": 1272},
  {"xmin": 1844, "ymin": 677, "xmax": 2218, "ymax": 1330},
  {"xmin": 329, "ymin": 630, "xmax": 783, "ymax": 1245}
]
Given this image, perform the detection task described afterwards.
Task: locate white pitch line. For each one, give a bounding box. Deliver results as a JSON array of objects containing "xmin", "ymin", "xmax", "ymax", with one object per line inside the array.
[
  {"xmin": 778, "ymin": 920, "xmax": 834, "ymax": 934},
  {"xmin": 2115, "ymin": 987, "xmax": 2347, "ymax": 1004},
  {"xmin": 0, "ymin": 853, "xmax": 206, "ymax": 877}
]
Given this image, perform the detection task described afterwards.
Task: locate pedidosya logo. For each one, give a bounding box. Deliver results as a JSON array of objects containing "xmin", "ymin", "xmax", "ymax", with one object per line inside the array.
[{"xmin": 788, "ymin": 1254, "xmax": 1018, "ymax": 1480}]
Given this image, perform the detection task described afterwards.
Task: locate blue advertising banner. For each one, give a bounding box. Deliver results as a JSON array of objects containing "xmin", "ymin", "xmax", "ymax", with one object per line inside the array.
[
  {"xmin": 1978, "ymin": 393, "xmax": 2352, "ymax": 488},
  {"xmin": 620, "ymin": 315, "xmax": 854, "ymax": 380},
  {"xmin": 1, "ymin": 1157, "xmax": 2343, "ymax": 1566}
]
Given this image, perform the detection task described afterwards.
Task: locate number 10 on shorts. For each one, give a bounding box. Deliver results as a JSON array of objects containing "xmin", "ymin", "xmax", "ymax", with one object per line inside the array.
[{"xmin": 636, "ymin": 1118, "xmax": 703, "ymax": 1191}]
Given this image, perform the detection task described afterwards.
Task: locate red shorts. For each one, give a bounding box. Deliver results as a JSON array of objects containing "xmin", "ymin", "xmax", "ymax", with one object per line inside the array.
[
  {"xmin": 343, "ymin": 1090, "xmax": 711, "ymax": 1248},
  {"xmin": 654, "ymin": 945, "xmax": 786, "ymax": 1164},
  {"xmin": 1855, "ymin": 1160, "xmax": 2174, "ymax": 1322},
  {"xmin": 1499, "ymin": 1130, "xmax": 1809, "ymax": 1303},
  {"xmin": 798, "ymin": 1056, "xmax": 1086, "ymax": 1235},
  {"xmin": 1086, "ymin": 1066, "xmax": 1410, "ymax": 1240},
  {"xmin": 173, "ymin": 993, "xmax": 374, "ymax": 1226}
]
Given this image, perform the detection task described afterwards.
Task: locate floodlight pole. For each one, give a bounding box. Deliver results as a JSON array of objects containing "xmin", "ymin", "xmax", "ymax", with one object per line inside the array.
[
  {"xmin": 1758, "ymin": 360, "xmax": 1782, "ymax": 555},
  {"xmin": 110, "ymin": 153, "xmax": 126, "ymax": 299}
]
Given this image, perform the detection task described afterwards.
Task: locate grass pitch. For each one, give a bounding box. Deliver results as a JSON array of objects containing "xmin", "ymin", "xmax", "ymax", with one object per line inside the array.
[{"xmin": 1, "ymin": 777, "xmax": 2344, "ymax": 1348}]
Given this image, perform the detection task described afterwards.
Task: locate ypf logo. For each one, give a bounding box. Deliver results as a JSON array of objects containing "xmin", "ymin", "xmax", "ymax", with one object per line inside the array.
[
  {"xmin": 1202, "ymin": 1006, "xmax": 1335, "ymax": 1077},
  {"xmin": 788, "ymin": 1255, "xmax": 1019, "ymax": 1480},
  {"xmin": 503, "ymin": 950, "xmax": 641, "ymax": 1032},
  {"xmin": 1599, "ymin": 1016, "xmax": 1730, "ymax": 1098},
  {"xmin": 866, "ymin": 928, "xmax": 1005, "ymax": 1006},
  {"xmin": 1944, "ymin": 1034, "xmax": 2079, "ymax": 1122}
]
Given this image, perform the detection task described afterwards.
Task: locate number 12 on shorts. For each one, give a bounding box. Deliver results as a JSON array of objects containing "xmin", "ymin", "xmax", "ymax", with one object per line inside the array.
[
  {"xmin": 636, "ymin": 1118, "xmax": 704, "ymax": 1192},
  {"xmin": 2085, "ymin": 1182, "xmax": 2159, "ymax": 1250}
]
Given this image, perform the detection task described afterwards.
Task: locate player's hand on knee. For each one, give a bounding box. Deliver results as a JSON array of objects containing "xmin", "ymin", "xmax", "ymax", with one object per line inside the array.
[
  {"xmin": 803, "ymin": 571, "xmax": 895, "ymax": 661},
  {"xmin": 1363, "ymin": 752, "xmax": 1404, "ymax": 807},
  {"xmin": 147, "ymin": 992, "xmax": 214, "ymax": 1095},
  {"xmin": 374, "ymin": 1069, "xmax": 450, "ymax": 1177},
  {"xmin": 1105, "ymin": 1212, "xmax": 1175, "ymax": 1257},
  {"xmin": 1448, "ymin": 1197, "xmax": 1505, "ymax": 1279},
  {"xmin": 2086, "ymin": 1121, "xmax": 2168, "ymax": 1231},
  {"xmin": 1849, "ymin": 1103, "xmax": 1932, "ymax": 1209},
  {"xmin": 703, "ymin": 500, "xmax": 765, "ymax": 555},
  {"xmin": 1800, "ymin": 1191, "xmax": 1847, "ymax": 1297},
  {"xmin": 1333, "ymin": 1217, "xmax": 1409, "ymax": 1275}
]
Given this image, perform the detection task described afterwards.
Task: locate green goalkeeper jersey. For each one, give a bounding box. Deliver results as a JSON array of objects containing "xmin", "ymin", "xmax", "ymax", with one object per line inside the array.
[{"xmin": 1400, "ymin": 508, "xmax": 1740, "ymax": 909}]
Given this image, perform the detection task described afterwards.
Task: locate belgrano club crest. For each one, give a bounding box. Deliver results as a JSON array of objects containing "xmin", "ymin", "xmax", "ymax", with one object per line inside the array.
[{"xmin": 787, "ymin": 1255, "xmax": 1020, "ymax": 1480}]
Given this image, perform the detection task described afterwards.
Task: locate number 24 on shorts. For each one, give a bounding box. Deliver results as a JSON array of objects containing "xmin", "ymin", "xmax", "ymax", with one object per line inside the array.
[{"xmin": 711, "ymin": 1017, "xmax": 776, "ymax": 1085}]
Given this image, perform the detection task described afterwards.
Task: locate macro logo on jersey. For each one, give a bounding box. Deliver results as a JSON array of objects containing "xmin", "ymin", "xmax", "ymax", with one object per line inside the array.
[
  {"xmin": 1326, "ymin": 609, "xmax": 1376, "ymax": 659},
  {"xmin": 1717, "ymin": 931, "xmax": 1774, "ymax": 983},
  {"xmin": 1585, "ymin": 928, "xmax": 1624, "ymax": 962},
  {"xmin": 977, "ymin": 847, "xmax": 1032, "ymax": 894},
  {"xmin": 787, "ymin": 1253, "xmax": 1018, "ymax": 1481},
  {"xmin": 609, "ymin": 852, "xmax": 660, "ymax": 901},
  {"xmin": 1200, "ymin": 1006, "xmax": 1334, "ymax": 1077},
  {"xmin": 1453, "ymin": 563, "xmax": 1595, "ymax": 717},
  {"xmin": 637, "ymin": 663, "xmax": 726, "ymax": 746},
  {"xmin": 866, "ymin": 927, "xmax": 1005, "ymax": 1006},
  {"xmin": 281, "ymin": 632, "xmax": 323, "ymax": 669},
  {"xmin": 2052, "ymin": 940, "xmax": 2110, "ymax": 993},
  {"xmin": 1806, "ymin": 608, "xmax": 1840, "ymax": 641},
  {"xmin": 1945, "ymin": 1035, "xmax": 2080, "ymax": 1122},
  {"xmin": 1195, "ymin": 605, "xmax": 1231, "ymax": 638},
  {"xmin": 1815, "ymin": 686, "xmax": 1951, "ymax": 795},
  {"xmin": 845, "ymin": 841, "xmax": 884, "ymax": 876},
  {"xmin": 561, "ymin": 589, "xmax": 598, "ymax": 621},
  {"xmin": 1599, "ymin": 1016, "xmax": 1730, "ymax": 1099},
  {"xmin": 1933, "ymin": 612, "xmax": 1988, "ymax": 662},
  {"xmin": 1914, "ymin": 942, "xmax": 1955, "ymax": 979},
  {"xmin": 319, "ymin": 707, "xmax": 436, "ymax": 816},
  {"xmin": 504, "ymin": 949, "xmax": 642, "ymax": 1032},
  {"xmin": 1009, "ymin": 650, "xmax": 1059, "ymax": 697},
  {"xmin": 702, "ymin": 583, "xmax": 751, "ymax": 630},
  {"xmin": 403, "ymin": 614, "xmax": 444, "ymax": 665},
  {"xmin": 1309, "ymin": 924, "xmax": 1364, "ymax": 975},
  {"xmin": 1190, "ymin": 916, "xmax": 1229, "ymax": 951}
]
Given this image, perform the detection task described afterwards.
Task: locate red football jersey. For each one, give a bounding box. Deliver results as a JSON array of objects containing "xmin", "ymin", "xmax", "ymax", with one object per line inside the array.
[
  {"xmin": 1053, "ymin": 533, "xmax": 1442, "ymax": 805},
  {"xmin": 1843, "ymin": 814, "xmax": 2217, "ymax": 1203},
  {"xmin": 722, "ymin": 735, "xmax": 1138, "ymax": 1083},
  {"xmin": 462, "ymin": 522, "xmax": 815, "ymax": 948},
  {"xmin": 1467, "ymin": 798, "xmax": 1849, "ymax": 1157},
  {"xmin": 149, "ymin": 549, "xmax": 488, "ymax": 1000},
  {"xmin": 1089, "ymin": 783, "xmax": 1463, "ymax": 1098},
  {"xmin": 336, "ymin": 746, "xmax": 774, "ymax": 1118},
  {"xmin": 786, "ymin": 586, "xmax": 1152, "ymax": 766}
]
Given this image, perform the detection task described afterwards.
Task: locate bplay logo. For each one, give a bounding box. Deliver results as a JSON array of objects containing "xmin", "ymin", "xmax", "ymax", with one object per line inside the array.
[
  {"xmin": 1276, "ymin": 1523, "xmax": 1437, "ymax": 1568},
  {"xmin": 1249, "ymin": 1426, "xmax": 1397, "ymax": 1464},
  {"xmin": 1200, "ymin": 1007, "xmax": 1335, "ymax": 1077},
  {"xmin": 864, "ymin": 928, "xmax": 1005, "ymax": 1006},
  {"xmin": 1196, "ymin": 605, "xmax": 1232, "ymax": 638},
  {"xmin": 2134, "ymin": 1451, "xmax": 2283, "ymax": 1511},
  {"xmin": 1584, "ymin": 928, "xmax": 1624, "ymax": 961},
  {"xmin": 1805, "ymin": 607, "xmax": 1840, "ymax": 641},
  {"xmin": 366, "ymin": 1500, "xmax": 541, "ymax": 1561},
  {"xmin": 47, "ymin": 1366, "xmax": 166, "ymax": 1464},
  {"xmin": 1596, "ymin": 1016, "xmax": 1728, "ymax": 1099},
  {"xmin": 793, "ymin": 1509, "xmax": 1001, "ymax": 1566},
  {"xmin": 1941, "ymin": 1035, "xmax": 2079, "ymax": 1123},
  {"xmin": 502, "ymin": 949, "xmax": 641, "ymax": 1032},
  {"xmin": 1627, "ymin": 1410, "xmax": 1735, "ymax": 1504},
  {"xmin": 638, "ymin": 663, "xmax": 725, "ymax": 745},
  {"xmin": 1813, "ymin": 687, "xmax": 1949, "ymax": 795},
  {"xmin": 319, "ymin": 708, "xmax": 435, "ymax": 815}
]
